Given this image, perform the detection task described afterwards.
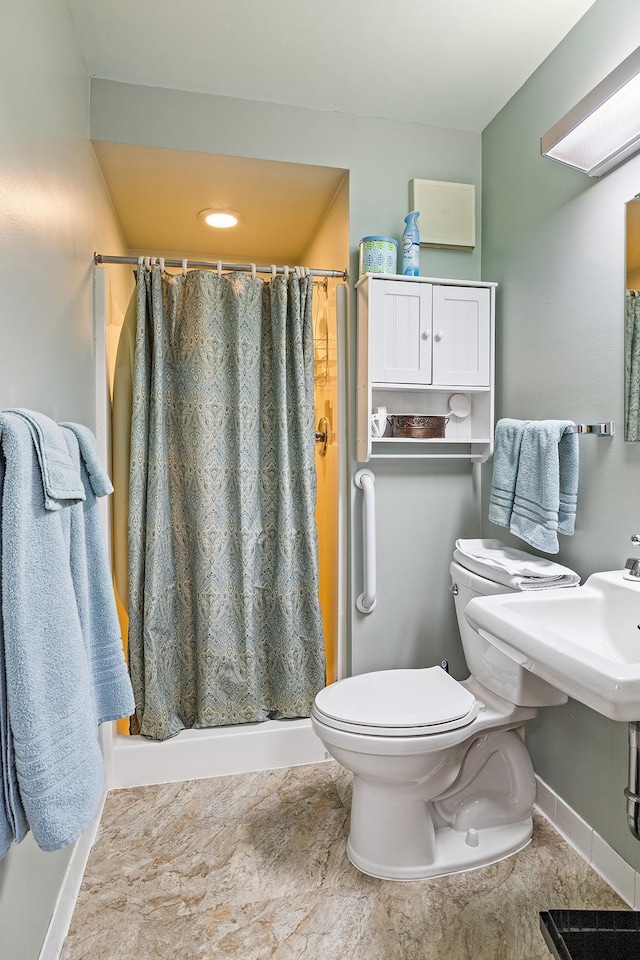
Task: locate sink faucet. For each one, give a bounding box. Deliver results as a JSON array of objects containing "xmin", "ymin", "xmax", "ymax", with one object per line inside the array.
[{"xmin": 625, "ymin": 534, "xmax": 640, "ymax": 579}]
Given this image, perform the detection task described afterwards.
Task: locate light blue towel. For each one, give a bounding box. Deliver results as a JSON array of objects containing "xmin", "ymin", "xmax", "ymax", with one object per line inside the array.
[
  {"xmin": 0, "ymin": 412, "xmax": 104, "ymax": 853},
  {"xmin": 0, "ymin": 448, "xmax": 28, "ymax": 858},
  {"xmin": 60, "ymin": 422, "xmax": 114, "ymax": 498},
  {"xmin": 510, "ymin": 420, "xmax": 579, "ymax": 554},
  {"xmin": 9, "ymin": 408, "xmax": 85, "ymax": 508},
  {"xmin": 489, "ymin": 419, "xmax": 529, "ymax": 527},
  {"xmin": 60, "ymin": 425, "xmax": 134, "ymax": 724}
]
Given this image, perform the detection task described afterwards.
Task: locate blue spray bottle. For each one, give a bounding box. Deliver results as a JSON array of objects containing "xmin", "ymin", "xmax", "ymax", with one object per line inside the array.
[{"xmin": 401, "ymin": 210, "xmax": 420, "ymax": 276}]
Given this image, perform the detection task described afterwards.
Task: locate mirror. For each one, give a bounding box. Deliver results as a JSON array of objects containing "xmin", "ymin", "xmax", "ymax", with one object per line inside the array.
[{"xmin": 625, "ymin": 196, "xmax": 640, "ymax": 440}]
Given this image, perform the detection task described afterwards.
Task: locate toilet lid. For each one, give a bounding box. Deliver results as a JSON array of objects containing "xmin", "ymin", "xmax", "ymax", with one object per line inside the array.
[{"xmin": 313, "ymin": 667, "xmax": 478, "ymax": 737}]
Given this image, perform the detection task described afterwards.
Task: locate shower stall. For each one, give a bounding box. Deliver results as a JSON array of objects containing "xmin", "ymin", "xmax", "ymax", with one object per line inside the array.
[{"xmin": 94, "ymin": 241, "xmax": 348, "ymax": 787}]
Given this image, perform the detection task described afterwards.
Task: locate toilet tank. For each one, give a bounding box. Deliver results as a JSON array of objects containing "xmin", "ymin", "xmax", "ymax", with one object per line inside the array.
[{"xmin": 450, "ymin": 560, "xmax": 567, "ymax": 707}]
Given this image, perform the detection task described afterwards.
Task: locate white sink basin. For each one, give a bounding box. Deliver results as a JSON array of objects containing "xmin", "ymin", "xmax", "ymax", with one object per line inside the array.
[{"xmin": 464, "ymin": 570, "xmax": 640, "ymax": 721}]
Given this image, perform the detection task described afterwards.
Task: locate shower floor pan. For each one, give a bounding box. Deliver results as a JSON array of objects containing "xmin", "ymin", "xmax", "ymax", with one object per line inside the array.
[{"xmin": 540, "ymin": 910, "xmax": 640, "ymax": 960}]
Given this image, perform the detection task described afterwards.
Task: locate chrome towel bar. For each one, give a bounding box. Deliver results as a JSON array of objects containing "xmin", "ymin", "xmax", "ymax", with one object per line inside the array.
[{"xmin": 570, "ymin": 421, "xmax": 614, "ymax": 436}]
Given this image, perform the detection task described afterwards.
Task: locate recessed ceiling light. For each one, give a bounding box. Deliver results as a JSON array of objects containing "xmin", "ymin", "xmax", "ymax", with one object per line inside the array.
[{"xmin": 197, "ymin": 208, "xmax": 244, "ymax": 228}]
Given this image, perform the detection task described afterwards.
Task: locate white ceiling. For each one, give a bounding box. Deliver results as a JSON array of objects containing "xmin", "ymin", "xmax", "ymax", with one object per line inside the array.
[{"xmin": 69, "ymin": 0, "xmax": 597, "ymax": 132}]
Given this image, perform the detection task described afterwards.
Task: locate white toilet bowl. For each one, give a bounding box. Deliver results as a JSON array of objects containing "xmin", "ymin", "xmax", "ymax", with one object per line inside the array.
[{"xmin": 311, "ymin": 558, "xmax": 565, "ymax": 881}]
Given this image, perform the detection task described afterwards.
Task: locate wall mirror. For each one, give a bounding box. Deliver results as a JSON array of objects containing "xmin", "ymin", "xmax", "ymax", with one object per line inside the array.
[{"xmin": 625, "ymin": 196, "xmax": 640, "ymax": 440}]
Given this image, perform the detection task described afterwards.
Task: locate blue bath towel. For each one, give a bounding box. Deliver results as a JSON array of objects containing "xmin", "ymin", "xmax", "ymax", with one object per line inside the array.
[
  {"xmin": 488, "ymin": 419, "xmax": 529, "ymax": 527},
  {"xmin": 9, "ymin": 408, "xmax": 85, "ymax": 509},
  {"xmin": 0, "ymin": 411, "xmax": 105, "ymax": 853},
  {"xmin": 0, "ymin": 448, "xmax": 28, "ymax": 858},
  {"xmin": 510, "ymin": 420, "xmax": 579, "ymax": 554},
  {"xmin": 60, "ymin": 422, "xmax": 114, "ymax": 498},
  {"xmin": 60, "ymin": 425, "xmax": 134, "ymax": 724}
]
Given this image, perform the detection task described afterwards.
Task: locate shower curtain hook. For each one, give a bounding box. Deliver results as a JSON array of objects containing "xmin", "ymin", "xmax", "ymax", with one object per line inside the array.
[
  {"xmin": 159, "ymin": 258, "xmax": 165, "ymax": 274},
  {"xmin": 271, "ymin": 264, "xmax": 277, "ymax": 279},
  {"xmin": 182, "ymin": 259, "xmax": 187, "ymax": 277},
  {"xmin": 144, "ymin": 256, "xmax": 151, "ymax": 270},
  {"xmin": 251, "ymin": 263, "xmax": 256, "ymax": 281},
  {"xmin": 217, "ymin": 261, "xmax": 222, "ymax": 278},
  {"xmin": 284, "ymin": 266, "xmax": 290, "ymax": 279},
  {"xmin": 295, "ymin": 266, "xmax": 301, "ymax": 279}
]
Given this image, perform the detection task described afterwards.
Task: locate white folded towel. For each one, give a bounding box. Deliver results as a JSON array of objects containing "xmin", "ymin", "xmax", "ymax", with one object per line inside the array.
[{"xmin": 454, "ymin": 538, "xmax": 580, "ymax": 591}]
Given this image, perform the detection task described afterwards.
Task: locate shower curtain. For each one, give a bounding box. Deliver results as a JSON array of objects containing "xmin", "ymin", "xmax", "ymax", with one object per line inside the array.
[
  {"xmin": 626, "ymin": 291, "xmax": 640, "ymax": 441},
  {"xmin": 125, "ymin": 264, "xmax": 325, "ymax": 741}
]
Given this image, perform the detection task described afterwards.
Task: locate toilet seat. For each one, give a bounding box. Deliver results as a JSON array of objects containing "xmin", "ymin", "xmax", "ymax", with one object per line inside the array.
[{"xmin": 313, "ymin": 667, "xmax": 479, "ymax": 737}]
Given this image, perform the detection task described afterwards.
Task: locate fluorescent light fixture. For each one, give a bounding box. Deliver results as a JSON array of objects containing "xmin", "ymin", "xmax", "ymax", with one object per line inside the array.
[
  {"xmin": 197, "ymin": 208, "xmax": 243, "ymax": 228},
  {"xmin": 541, "ymin": 46, "xmax": 640, "ymax": 178}
]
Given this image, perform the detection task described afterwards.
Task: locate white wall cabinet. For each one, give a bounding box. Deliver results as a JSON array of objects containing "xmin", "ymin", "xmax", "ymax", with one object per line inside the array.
[{"xmin": 356, "ymin": 274, "xmax": 496, "ymax": 462}]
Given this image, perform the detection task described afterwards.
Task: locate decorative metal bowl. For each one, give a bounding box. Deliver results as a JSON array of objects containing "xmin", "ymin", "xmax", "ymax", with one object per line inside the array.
[{"xmin": 389, "ymin": 415, "xmax": 449, "ymax": 439}]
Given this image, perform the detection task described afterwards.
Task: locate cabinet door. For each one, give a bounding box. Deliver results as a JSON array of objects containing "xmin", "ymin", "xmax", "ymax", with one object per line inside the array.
[
  {"xmin": 432, "ymin": 286, "xmax": 490, "ymax": 386},
  {"xmin": 371, "ymin": 279, "xmax": 432, "ymax": 384}
]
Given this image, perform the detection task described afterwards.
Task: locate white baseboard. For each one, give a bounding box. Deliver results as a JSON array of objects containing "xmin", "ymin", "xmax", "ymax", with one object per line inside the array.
[
  {"xmin": 535, "ymin": 775, "xmax": 640, "ymax": 908},
  {"xmin": 111, "ymin": 717, "xmax": 328, "ymax": 789},
  {"xmin": 38, "ymin": 795, "xmax": 106, "ymax": 960}
]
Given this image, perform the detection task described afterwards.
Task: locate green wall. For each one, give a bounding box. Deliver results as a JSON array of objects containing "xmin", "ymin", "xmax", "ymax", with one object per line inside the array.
[
  {"xmin": 0, "ymin": 2, "xmax": 128, "ymax": 956},
  {"xmin": 482, "ymin": 0, "xmax": 640, "ymax": 867}
]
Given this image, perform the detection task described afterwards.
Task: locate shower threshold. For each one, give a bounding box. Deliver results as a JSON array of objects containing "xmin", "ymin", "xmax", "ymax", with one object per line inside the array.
[{"xmin": 109, "ymin": 717, "xmax": 327, "ymax": 790}]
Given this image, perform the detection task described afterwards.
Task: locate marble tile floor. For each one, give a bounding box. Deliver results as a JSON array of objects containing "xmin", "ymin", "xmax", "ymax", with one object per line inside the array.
[{"xmin": 61, "ymin": 760, "xmax": 627, "ymax": 960}]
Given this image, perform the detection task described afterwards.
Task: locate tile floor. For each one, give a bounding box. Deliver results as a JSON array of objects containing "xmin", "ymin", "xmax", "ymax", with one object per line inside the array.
[{"xmin": 61, "ymin": 761, "xmax": 627, "ymax": 960}]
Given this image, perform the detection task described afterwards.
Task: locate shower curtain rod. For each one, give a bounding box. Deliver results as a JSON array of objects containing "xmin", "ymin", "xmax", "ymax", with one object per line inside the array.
[{"xmin": 94, "ymin": 253, "xmax": 347, "ymax": 280}]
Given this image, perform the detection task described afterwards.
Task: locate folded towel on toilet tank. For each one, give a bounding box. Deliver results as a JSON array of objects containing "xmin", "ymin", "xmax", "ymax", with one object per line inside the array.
[{"xmin": 454, "ymin": 538, "xmax": 580, "ymax": 591}]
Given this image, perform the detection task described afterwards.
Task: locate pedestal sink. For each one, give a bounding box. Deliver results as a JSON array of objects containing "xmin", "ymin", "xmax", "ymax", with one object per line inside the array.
[{"xmin": 464, "ymin": 570, "xmax": 640, "ymax": 722}]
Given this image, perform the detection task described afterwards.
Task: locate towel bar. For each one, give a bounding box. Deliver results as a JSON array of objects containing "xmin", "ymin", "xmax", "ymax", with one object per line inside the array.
[{"xmin": 570, "ymin": 422, "xmax": 615, "ymax": 436}]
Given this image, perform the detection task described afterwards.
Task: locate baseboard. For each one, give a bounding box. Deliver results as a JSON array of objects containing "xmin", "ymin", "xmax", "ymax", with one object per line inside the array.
[
  {"xmin": 535, "ymin": 775, "xmax": 640, "ymax": 908},
  {"xmin": 111, "ymin": 717, "xmax": 328, "ymax": 789},
  {"xmin": 38, "ymin": 794, "xmax": 106, "ymax": 960}
]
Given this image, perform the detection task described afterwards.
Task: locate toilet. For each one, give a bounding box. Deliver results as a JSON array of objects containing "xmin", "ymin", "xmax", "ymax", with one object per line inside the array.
[{"xmin": 311, "ymin": 553, "xmax": 567, "ymax": 881}]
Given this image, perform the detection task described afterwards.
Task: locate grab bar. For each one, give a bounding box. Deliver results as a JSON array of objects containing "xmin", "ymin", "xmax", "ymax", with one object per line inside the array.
[{"xmin": 355, "ymin": 468, "xmax": 376, "ymax": 613}]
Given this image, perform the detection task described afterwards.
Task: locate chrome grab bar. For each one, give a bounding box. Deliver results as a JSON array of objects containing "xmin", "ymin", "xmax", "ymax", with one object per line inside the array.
[{"xmin": 355, "ymin": 468, "xmax": 376, "ymax": 613}]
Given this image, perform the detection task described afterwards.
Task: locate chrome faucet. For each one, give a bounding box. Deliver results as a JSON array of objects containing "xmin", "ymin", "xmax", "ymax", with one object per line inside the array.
[{"xmin": 625, "ymin": 534, "xmax": 640, "ymax": 579}]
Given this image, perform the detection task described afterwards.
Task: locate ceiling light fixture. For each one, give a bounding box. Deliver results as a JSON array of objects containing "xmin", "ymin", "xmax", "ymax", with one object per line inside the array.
[
  {"xmin": 197, "ymin": 208, "xmax": 244, "ymax": 229},
  {"xmin": 541, "ymin": 46, "xmax": 640, "ymax": 178}
]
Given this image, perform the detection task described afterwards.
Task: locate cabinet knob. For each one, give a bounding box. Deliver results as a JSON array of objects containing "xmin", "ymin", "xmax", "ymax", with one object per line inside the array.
[
  {"xmin": 421, "ymin": 331, "xmax": 430, "ymax": 340},
  {"xmin": 435, "ymin": 331, "xmax": 445, "ymax": 341}
]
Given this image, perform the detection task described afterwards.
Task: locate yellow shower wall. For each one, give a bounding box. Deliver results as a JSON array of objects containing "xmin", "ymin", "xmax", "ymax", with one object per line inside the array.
[{"xmin": 302, "ymin": 173, "xmax": 349, "ymax": 684}]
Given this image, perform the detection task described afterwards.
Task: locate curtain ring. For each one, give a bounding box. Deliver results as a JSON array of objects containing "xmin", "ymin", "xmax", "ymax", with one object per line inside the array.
[
  {"xmin": 144, "ymin": 256, "xmax": 151, "ymax": 270},
  {"xmin": 159, "ymin": 258, "xmax": 165, "ymax": 274},
  {"xmin": 138, "ymin": 256, "xmax": 144, "ymax": 269},
  {"xmin": 284, "ymin": 266, "xmax": 290, "ymax": 279},
  {"xmin": 251, "ymin": 263, "xmax": 256, "ymax": 281},
  {"xmin": 271, "ymin": 264, "xmax": 277, "ymax": 279},
  {"xmin": 182, "ymin": 259, "xmax": 187, "ymax": 277},
  {"xmin": 294, "ymin": 266, "xmax": 301, "ymax": 279},
  {"xmin": 217, "ymin": 261, "xmax": 222, "ymax": 278}
]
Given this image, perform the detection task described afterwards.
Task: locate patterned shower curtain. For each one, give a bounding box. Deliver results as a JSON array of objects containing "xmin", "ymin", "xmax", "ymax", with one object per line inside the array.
[
  {"xmin": 626, "ymin": 291, "xmax": 640, "ymax": 441},
  {"xmin": 127, "ymin": 264, "xmax": 325, "ymax": 740}
]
